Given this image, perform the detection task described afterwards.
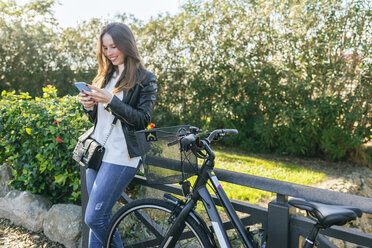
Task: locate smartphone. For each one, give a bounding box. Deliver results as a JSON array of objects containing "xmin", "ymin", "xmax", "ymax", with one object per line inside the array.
[{"xmin": 75, "ymin": 82, "xmax": 92, "ymax": 93}]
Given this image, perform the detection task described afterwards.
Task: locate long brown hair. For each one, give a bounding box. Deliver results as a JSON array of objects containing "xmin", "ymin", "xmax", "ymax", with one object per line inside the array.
[{"xmin": 92, "ymin": 23, "xmax": 145, "ymax": 93}]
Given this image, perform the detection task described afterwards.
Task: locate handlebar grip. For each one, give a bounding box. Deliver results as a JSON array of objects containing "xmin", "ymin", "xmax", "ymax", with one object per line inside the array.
[
  {"xmin": 180, "ymin": 134, "xmax": 196, "ymax": 147},
  {"xmin": 223, "ymin": 129, "xmax": 238, "ymax": 135}
]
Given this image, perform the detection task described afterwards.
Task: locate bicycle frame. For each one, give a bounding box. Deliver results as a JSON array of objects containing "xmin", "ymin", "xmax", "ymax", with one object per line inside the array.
[
  {"xmin": 199, "ymin": 170, "xmax": 256, "ymax": 248},
  {"xmin": 107, "ymin": 128, "xmax": 363, "ymax": 248},
  {"xmin": 160, "ymin": 140, "xmax": 257, "ymax": 248}
]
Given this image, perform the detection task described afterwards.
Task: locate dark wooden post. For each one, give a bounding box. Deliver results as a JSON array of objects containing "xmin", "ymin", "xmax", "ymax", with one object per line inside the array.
[
  {"xmin": 80, "ymin": 166, "xmax": 89, "ymax": 248},
  {"xmin": 267, "ymin": 194, "xmax": 291, "ymax": 248}
]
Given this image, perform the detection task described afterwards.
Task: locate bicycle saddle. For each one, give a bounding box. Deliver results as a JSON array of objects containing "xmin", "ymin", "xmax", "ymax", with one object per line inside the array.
[{"xmin": 289, "ymin": 198, "xmax": 362, "ymax": 228}]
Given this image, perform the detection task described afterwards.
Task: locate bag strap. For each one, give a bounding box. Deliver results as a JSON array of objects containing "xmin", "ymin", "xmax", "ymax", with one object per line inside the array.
[
  {"xmin": 78, "ymin": 117, "xmax": 117, "ymax": 143},
  {"xmin": 101, "ymin": 117, "xmax": 118, "ymax": 146}
]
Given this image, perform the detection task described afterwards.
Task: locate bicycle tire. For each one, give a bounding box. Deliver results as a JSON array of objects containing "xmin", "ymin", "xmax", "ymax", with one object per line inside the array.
[{"xmin": 104, "ymin": 198, "xmax": 213, "ymax": 248}]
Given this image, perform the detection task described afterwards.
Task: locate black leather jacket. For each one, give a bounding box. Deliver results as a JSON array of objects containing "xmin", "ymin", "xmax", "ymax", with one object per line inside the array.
[{"xmin": 85, "ymin": 69, "xmax": 157, "ymax": 158}]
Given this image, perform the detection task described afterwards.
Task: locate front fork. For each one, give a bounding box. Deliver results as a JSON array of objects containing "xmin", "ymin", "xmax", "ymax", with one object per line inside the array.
[
  {"xmin": 207, "ymin": 170, "xmax": 256, "ymax": 248},
  {"xmin": 198, "ymin": 185, "xmax": 232, "ymax": 248},
  {"xmin": 163, "ymin": 193, "xmax": 217, "ymax": 247},
  {"xmin": 161, "ymin": 185, "xmax": 231, "ymax": 248},
  {"xmin": 159, "ymin": 197, "xmax": 195, "ymax": 247}
]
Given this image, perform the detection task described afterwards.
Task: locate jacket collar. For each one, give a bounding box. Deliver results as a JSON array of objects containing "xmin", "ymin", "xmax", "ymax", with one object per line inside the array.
[{"xmin": 105, "ymin": 68, "xmax": 146, "ymax": 104}]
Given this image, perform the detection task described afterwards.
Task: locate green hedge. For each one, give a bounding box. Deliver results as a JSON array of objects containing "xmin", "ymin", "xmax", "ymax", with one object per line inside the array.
[
  {"xmin": 0, "ymin": 86, "xmax": 91, "ymax": 204},
  {"xmin": 140, "ymin": 0, "xmax": 371, "ymax": 162}
]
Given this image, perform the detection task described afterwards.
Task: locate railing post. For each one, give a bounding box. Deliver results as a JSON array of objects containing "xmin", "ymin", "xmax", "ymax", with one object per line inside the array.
[
  {"xmin": 267, "ymin": 194, "xmax": 291, "ymax": 248},
  {"xmin": 80, "ymin": 166, "xmax": 89, "ymax": 248}
]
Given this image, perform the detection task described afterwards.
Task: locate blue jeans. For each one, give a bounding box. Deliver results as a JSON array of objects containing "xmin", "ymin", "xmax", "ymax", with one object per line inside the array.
[{"xmin": 85, "ymin": 162, "xmax": 138, "ymax": 248}]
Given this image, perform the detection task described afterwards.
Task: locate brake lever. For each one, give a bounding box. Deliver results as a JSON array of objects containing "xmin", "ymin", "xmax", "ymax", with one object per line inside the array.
[
  {"xmin": 191, "ymin": 138, "xmax": 208, "ymax": 159},
  {"xmin": 213, "ymin": 133, "xmax": 225, "ymax": 141},
  {"xmin": 167, "ymin": 139, "xmax": 179, "ymax": 147}
]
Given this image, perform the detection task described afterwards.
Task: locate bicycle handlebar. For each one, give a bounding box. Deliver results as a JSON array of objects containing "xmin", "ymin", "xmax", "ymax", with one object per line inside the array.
[
  {"xmin": 180, "ymin": 134, "xmax": 197, "ymax": 147},
  {"xmin": 179, "ymin": 129, "xmax": 238, "ymax": 156},
  {"xmin": 206, "ymin": 129, "xmax": 238, "ymax": 143}
]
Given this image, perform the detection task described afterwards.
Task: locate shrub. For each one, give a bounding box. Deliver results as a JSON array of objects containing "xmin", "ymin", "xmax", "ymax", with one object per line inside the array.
[
  {"xmin": 138, "ymin": 0, "xmax": 371, "ymax": 162},
  {"xmin": 0, "ymin": 86, "xmax": 91, "ymax": 204}
]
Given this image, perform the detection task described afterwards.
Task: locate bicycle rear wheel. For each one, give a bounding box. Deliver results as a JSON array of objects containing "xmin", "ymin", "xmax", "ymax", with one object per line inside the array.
[{"xmin": 104, "ymin": 198, "xmax": 213, "ymax": 248}]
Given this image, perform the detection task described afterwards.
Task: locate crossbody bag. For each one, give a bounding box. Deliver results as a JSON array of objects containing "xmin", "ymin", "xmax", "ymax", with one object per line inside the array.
[{"xmin": 73, "ymin": 117, "xmax": 117, "ymax": 171}]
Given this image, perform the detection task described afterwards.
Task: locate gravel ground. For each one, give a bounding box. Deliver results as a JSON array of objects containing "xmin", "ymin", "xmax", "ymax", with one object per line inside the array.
[{"xmin": 0, "ymin": 218, "xmax": 64, "ymax": 248}]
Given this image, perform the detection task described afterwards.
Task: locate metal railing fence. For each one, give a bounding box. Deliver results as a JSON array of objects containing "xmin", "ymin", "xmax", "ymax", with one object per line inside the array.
[{"xmin": 80, "ymin": 164, "xmax": 372, "ymax": 248}]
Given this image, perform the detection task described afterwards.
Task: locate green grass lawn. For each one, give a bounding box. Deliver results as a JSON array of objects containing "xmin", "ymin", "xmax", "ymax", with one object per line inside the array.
[
  {"xmin": 209, "ymin": 147, "xmax": 327, "ymax": 204},
  {"xmin": 147, "ymin": 146, "xmax": 328, "ymax": 205}
]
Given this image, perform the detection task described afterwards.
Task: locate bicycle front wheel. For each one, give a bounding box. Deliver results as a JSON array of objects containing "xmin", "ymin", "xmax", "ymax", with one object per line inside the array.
[{"xmin": 104, "ymin": 198, "xmax": 213, "ymax": 248}]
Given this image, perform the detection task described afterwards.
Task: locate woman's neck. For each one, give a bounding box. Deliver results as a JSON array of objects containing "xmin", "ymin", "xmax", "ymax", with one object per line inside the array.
[{"xmin": 117, "ymin": 64, "xmax": 124, "ymax": 76}]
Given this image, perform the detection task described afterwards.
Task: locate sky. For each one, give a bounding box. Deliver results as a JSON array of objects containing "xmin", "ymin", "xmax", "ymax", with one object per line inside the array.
[{"xmin": 54, "ymin": 0, "xmax": 184, "ymax": 28}]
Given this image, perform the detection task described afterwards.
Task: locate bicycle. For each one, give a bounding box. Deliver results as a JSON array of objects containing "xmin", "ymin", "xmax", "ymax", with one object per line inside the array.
[{"xmin": 103, "ymin": 126, "xmax": 363, "ymax": 248}]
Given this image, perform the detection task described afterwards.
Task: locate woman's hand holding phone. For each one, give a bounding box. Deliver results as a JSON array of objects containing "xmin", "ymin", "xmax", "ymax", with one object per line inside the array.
[{"xmin": 76, "ymin": 82, "xmax": 96, "ymax": 111}]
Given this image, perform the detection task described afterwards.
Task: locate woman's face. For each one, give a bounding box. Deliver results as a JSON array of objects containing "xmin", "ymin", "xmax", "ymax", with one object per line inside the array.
[{"xmin": 102, "ymin": 33, "xmax": 125, "ymax": 66}]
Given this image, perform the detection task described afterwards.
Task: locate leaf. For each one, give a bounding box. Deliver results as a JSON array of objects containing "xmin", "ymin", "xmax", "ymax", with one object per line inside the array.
[
  {"xmin": 26, "ymin": 128, "xmax": 32, "ymax": 135},
  {"xmin": 39, "ymin": 161, "xmax": 48, "ymax": 173},
  {"xmin": 49, "ymin": 126, "xmax": 56, "ymax": 134},
  {"xmin": 55, "ymin": 174, "xmax": 68, "ymax": 185}
]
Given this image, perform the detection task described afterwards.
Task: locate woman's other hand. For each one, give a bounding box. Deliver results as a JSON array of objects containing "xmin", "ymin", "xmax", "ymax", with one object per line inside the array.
[
  {"xmin": 79, "ymin": 90, "xmax": 96, "ymax": 111},
  {"xmin": 85, "ymin": 84, "xmax": 113, "ymax": 105}
]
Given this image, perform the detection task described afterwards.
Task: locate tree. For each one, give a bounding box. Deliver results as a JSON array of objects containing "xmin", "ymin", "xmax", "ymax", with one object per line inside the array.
[{"xmin": 0, "ymin": 0, "xmax": 99, "ymax": 96}]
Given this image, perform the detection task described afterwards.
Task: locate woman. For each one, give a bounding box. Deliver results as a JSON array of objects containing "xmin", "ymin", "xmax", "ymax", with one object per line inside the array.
[{"xmin": 79, "ymin": 22, "xmax": 156, "ymax": 248}]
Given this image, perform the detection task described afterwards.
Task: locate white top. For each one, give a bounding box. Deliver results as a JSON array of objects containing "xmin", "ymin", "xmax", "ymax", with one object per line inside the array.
[{"xmin": 91, "ymin": 64, "xmax": 141, "ymax": 168}]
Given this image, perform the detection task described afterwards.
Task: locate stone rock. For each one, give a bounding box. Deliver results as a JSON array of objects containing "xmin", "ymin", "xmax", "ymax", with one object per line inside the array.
[
  {"xmin": 43, "ymin": 204, "xmax": 82, "ymax": 248},
  {"xmin": 360, "ymin": 184, "xmax": 372, "ymax": 198},
  {"xmin": 0, "ymin": 190, "xmax": 52, "ymax": 232},
  {"xmin": 77, "ymin": 237, "xmax": 82, "ymax": 248},
  {"xmin": 0, "ymin": 164, "xmax": 12, "ymax": 197}
]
